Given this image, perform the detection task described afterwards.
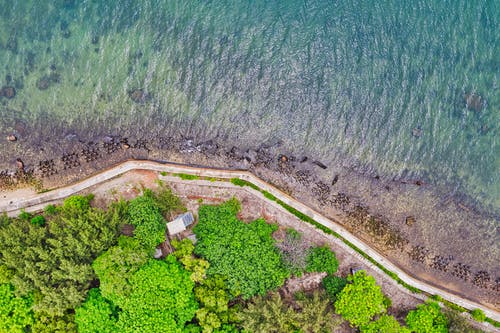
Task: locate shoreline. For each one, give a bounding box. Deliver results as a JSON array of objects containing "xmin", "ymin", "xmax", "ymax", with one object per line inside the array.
[{"xmin": 1, "ymin": 159, "xmax": 499, "ymax": 323}]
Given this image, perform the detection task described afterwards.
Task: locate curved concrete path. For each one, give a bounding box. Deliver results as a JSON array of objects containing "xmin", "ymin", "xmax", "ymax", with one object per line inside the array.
[{"xmin": 1, "ymin": 159, "xmax": 499, "ymax": 322}]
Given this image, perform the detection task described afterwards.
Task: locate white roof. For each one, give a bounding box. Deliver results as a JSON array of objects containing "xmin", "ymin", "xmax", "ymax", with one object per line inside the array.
[{"xmin": 167, "ymin": 212, "xmax": 194, "ymax": 235}]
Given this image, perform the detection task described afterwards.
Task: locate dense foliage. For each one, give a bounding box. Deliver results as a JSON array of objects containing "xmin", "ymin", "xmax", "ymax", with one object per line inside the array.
[
  {"xmin": 335, "ymin": 270, "xmax": 387, "ymax": 327},
  {"xmin": 75, "ymin": 288, "xmax": 117, "ymax": 333},
  {"xmin": 116, "ymin": 257, "xmax": 198, "ymax": 333},
  {"xmin": 128, "ymin": 194, "xmax": 166, "ymax": 253},
  {"xmin": 305, "ymin": 246, "xmax": 339, "ymax": 275},
  {"xmin": 361, "ymin": 314, "xmax": 410, "ymax": 333},
  {"xmin": 239, "ymin": 291, "xmax": 341, "ymax": 333},
  {"xmin": 322, "ymin": 275, "xmax": 347, "ymax": 301},
  {"xmin": 0, "ymin": 283, "xmax": 33, "ymax": 332},
  {"xmin": 406, "ymin": 301, "xmax": 448, "ymax": 333},
  {"xmin": 194, "ymin": 199, "xmax": 290, "ymax": 299},
  {"xmin": 0, "ymin": 195, "xmax": 122, "ymax": 316}
]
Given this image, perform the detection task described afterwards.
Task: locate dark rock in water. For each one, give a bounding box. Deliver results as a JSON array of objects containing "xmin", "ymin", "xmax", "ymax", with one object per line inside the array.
[
  {"xmin": 312, "ymin": 160, "xmax": 327, "ymax": 169},
  {"xmin": 91, "ymin": 35, "xmax": 99, "ymax": 45},
  {"xmin": 16, "ymin": 158, "xmax": 24, "ymax": 170},
  {"xmin": 278, "ymin": 154, "xmax": 288, "ymax": 163},
  {"xmin": 62, "ymin": 29, "xmax": 71, "ymax": 39},
  {"xmin": 478, "ymin": 124, "xmax": 490, "ymax": 135},
  {"xmin": 332, "ymin": 174, "xmax": 339, "ymax": 185},
  {"xmin": 6, "ymin": 135, "xmax": 17, "ymax": 142},
  {"xmin": 36, "ymin": 76, "xmax": 51, "ymax": 90},
  {"xmin": 300, "ymin": 156, "xmax": 308, "ymax": 163},
  {"xmin": 412, "ymin": 127, "xmax": 422, "ymax": 138},
  {"xmin": 464, "ymin": 92, "xmax": 486, "ymax": 113},
  {"xmin": 405, "ymin": 216, "xmax": 415, "ymax": 226},
  {"xmin": 6, "ymin": 36, "xmax": 18, "ymax": 52},
  {"xmin": 128, "ymin": 89, "xmax": 150, "ymax": 103},
  {"xmin": 0, "ymin": 86, "xmax": 16, "ymax": 99}
]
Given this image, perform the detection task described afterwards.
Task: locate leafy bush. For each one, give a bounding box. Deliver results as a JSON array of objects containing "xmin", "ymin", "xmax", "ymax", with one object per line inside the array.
[
  {"xmin": 335, "ymin": 271, "xmax": 387, "ymax": 327},
  {"xmin": 0, "ymin": 283, "xmax": 34, "ymax": 332},
  {"xmin": 44, "ymin": 204, "xmax": 57, "ymax": 215},
  {"xmin": 61, "ymin": 195, "xmax": 94, "ymax": 215},
  {"xmin": 75, "ymin": 288, "xmax": 117, "ymax": 333},
  {"xmin": 30, "ymin": 215, "xmax": 46, "ymax": 227},
  {"xmin": 194, "ymin": 200, "xmax": 289, "ymax": 299},
  {"xmin": 323, "ymin": 275, "xmax": 347, "ymax": 301},
  {"xmin": 405, "ymin": 301, "xmax": 448, "ymax": 333},
  {"xmin": 128, "ymin": 195, "xmax": 166, "ymax": 252},
  {"xmin": 361, "ymin": 314, "xmax": 410, "ymax": 333},
  {"xmin": 470, "ymin": 309, "xmax": 486, "ymax": 322},
  {"xmin": 18, "ymin": 210, "xmax": 31, "ymax": 221},
  {"xmin": 115, "ymin": 257, "xmax": 198, "ymax": 332},
  {"xmin": 305, "ymin": 246, "xmax": 339, "ymax": 275}
]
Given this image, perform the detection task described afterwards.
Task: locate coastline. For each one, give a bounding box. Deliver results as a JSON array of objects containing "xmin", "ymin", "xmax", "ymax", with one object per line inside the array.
[{"xmin": 1, "ymin": 159, "xmax": 499, "ymax": 324}]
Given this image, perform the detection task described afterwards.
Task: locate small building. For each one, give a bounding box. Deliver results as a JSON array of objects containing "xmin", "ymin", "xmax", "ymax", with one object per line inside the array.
[{"xmin": 167, "ymin": 212, "xmax": 195, "ymax": 236}]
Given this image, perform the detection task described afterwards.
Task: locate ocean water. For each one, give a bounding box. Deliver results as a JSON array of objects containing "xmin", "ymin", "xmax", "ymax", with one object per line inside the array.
[{"xmin": 0, "ymin": 1, "xmax": 498, "ymax": 211}]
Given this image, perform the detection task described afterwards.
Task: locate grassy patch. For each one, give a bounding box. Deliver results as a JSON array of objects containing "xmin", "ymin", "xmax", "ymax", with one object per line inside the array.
[{"xmin": 173, "ymin": 173, "xmax": 200, "ymax": 180}]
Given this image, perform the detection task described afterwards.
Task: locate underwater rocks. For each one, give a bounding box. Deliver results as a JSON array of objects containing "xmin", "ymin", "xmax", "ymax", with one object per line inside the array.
[
  {"xmin": 464, "ymin": 92, "xmax": 486, "ymax": 113},
  {"xmin": 128, "ymin": 89, "xmax": 150, "ymax": 103},
  {"xmin": 36, "ymin": 73, "xmax": 61, "ymax": 90},
  {"xmin": 6, "ymin": 135, "xmax": 17, "ymax": 142},
  {"xmin": 0, "ymin": 86, "xmax": 16, "ymax": 99}
]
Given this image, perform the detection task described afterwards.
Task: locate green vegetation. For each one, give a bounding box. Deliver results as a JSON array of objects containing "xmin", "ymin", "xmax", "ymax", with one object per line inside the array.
[
  {"xmin": 0, "ymin": 186, "xmax": 483, "ymax": 332},
  {"xmin": 194, "ymin": 199, "xmax": 290, "ymax": 298},
  {"xmin": 361, "ymin": 314, "xmax": 410, "ymax": 333},
  {"xmin": 405, "ymin": 301, "xmax": 448, "ymax": 333},
  {"xmin": 335, "ymin": 271, "xmax": 387, "ymax": 327},
  {"xmin": 239, "ymin": 291, "xmax": 341, "ymax": 333},
  {"xmin": 322, "ymin": 275, "xmax": 347, "ymax": 301},
  {"xmin": 174, "ymin": 173, "xmax": 200, "ymax": 180},
  {"xmin": 470, "ymin": 308, "xmax": 486, "ymax": 322},
  {"xmin": 305, "ymin": 245, "xmax": 339, "ymax": 275},
  {"xmin": 0, "ymin": 283, "xmax": 34, "ymax": 333}
]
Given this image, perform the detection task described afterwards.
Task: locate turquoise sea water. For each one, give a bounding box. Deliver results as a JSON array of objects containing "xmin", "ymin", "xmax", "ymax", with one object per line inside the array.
[{"xmin": 0, "ymin": 0, "xmax": 498, "ymax": 213}]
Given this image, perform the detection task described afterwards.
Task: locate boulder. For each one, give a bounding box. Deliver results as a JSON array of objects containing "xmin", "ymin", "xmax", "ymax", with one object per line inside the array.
[
  {"xmin": 464, "ymin": 93, "xmax": 486, "ymax": 113},
  {"xmin": 6, "ymin": 135, "xmax": 17, "ymax": 142},
  {"xmin": 0, "ymin": 86, "xmax": 16, "ymax": 98}
]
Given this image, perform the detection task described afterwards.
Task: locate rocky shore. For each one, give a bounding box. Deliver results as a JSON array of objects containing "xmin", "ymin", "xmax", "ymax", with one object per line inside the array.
[{"xmin": 0, "ymin": 126, "xmax": 498, "ymax": 310}]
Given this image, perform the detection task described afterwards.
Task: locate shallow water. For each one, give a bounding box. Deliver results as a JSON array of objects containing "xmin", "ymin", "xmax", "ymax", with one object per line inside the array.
[{"xmin": 0, "ymin": 2, "xmax": 498, "ymax": 237}]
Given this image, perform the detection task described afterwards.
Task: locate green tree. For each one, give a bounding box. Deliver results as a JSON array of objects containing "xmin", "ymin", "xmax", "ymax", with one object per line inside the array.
[
  {"xmin": 172, "ymin": 238, "xmax": 210, "ymax": 283},
  {"xmin": 92, "ymin": 236, "xmax": 149, "ymax": 305},
  {"xmin": 335, "ymin": 271, "xmax": 387, "ymax": 327},
  {"xmin": 75, "ymin": 288, "xmax": 117, "ymax": 333},
  {"xmin": 361, "ymin": 314, "xmax": 410, "ymax": 333},
  {"xmin": 30, "ymin": 215, "xmax": 46, "ymax": 227},
  {"xmin": 128, "ymin": 194, "xmax": 166, "ymax": 253},
  {"xmin": 32, "ymin": 312, "xmax": 77, "ymax": 333},
  {"xmin": 295, "ymin": 291, "xmax": 342, "ymax": 333},
  {"xmin": 144, "ymin": 184, "xmax": 186, "ymax": 217},
  {"xmin": 239, "ymin": 293, "xmax": 298, "ymax": 333},
  {"xmin": 0, "ymin": 197, "xmax": 122, "ymax": 316},
  {"xmin": 194, "ymin": 275, "xmax": 239, "ymax": 333},
  {"xmin": 116, "ymin": 256, "xmax": 198, "ymax": 333},
  {"xmin": 0, "ymin": 283, "xmax": 34, "ymax": 333},
  {"xmin": 470, "ymin": 309, "xmax": 486, "ymax": 322},
  {"xmin": 406, "ymin": 301, "xmax": 448, "ymax": 333},
  {"xmin": 322, "ymin": 275, "xmax": 347, "ymax": 301},
  {"xmin": 194, "ymin": 200, "xmax": 290, "ymax": 299},
  {"xmin": 305, "ymin": 246, "xmax": 339, "ymax": 275}
]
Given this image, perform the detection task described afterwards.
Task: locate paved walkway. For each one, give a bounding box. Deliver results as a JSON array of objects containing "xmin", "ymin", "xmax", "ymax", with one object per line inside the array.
[{"xmin": 1, "ymin": 159, "xmax": 499, "ymax": 322}]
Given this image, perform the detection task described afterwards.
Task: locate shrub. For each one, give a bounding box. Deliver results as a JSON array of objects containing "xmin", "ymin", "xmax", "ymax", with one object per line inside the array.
[
  {"xmin": 323, "ymin": 275, "xmax": 347, "ymax": 301},
  {"xmin": 44, "ymin": 204, "xmax": 57, "ymax": 215},
  {"xmin": 305, "ymin": 246, "xmax": 339, "ymax": 275},
  {"xmin": 470, "ymin": 309, "xmax": 486, "ymax": 322},
  {"xmin": 18, "ymin": 210, "xmax": 31, "ymax": 221},
  {"xmin": 30, "ymin": 215, "xmax": 46, "ymax": 227},
  {"xmin": 406, "ymin": 301, "xmax": 448, "ymax": 333},
  {"xmin": 335, "ymin": 271, "xmax": 387, "ymax": 327}
]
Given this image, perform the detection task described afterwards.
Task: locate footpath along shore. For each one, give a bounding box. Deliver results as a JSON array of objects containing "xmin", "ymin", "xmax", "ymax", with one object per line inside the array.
[{"xmin": 1, "ymin": 159, "xmax": 499, "ymax": 323}]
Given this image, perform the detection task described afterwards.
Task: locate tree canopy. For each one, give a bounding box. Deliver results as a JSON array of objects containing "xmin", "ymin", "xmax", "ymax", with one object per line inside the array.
[
  {"xmin": 361, "ymin": 314, "xmax": 410, "ymax": 333},
  {"xmin": 194, "ymin": 199, "xmax": 290, "ymax": 299},
  {"xmin": 75, "ymin": 288, "xmax": 117, "ymax": 333},
  {"xmin": 405, "ymin": 301, "xmax": 448, "ymax": 333},
  {"xmin": 305, "ymin": 246, "xmax": 339, "ymax": 275},
  {"xmin": 334, "ymin": 271, "xmax": 387, "ymax": 327},
  {"xmin": 0, "ymin": 283, "xmax": 34, "ymax": 333}
]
